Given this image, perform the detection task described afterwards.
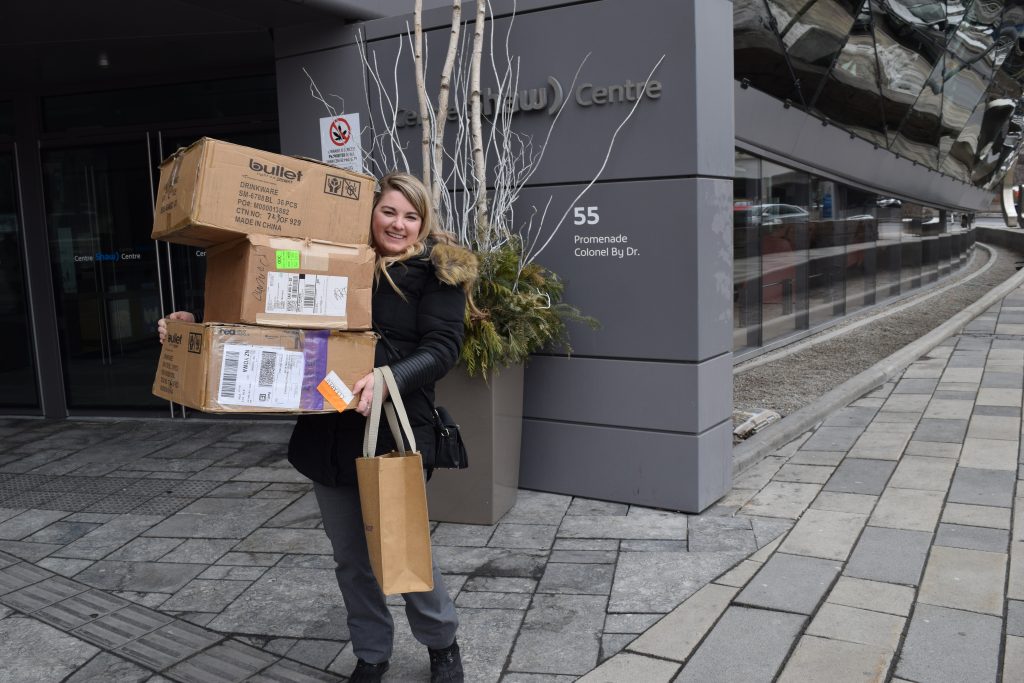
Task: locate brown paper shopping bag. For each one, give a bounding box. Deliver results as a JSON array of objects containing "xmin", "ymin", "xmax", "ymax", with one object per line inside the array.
[{"xmin": 355, "ymin": 367, "xmax": 434, "ymax": 595}]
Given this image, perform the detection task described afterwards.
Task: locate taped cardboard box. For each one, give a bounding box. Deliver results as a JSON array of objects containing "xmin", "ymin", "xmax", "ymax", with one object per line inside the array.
[
  {"xmin": 152, "ymin": 137, "xmax": 375, "ymax": 248},
  {"xmin": 153, "ymin": 320, "xmax": 375, "ymax": 414},
  {"xmin": 205, "ymin": 235, "xmax": 374, "ymax": 330}
]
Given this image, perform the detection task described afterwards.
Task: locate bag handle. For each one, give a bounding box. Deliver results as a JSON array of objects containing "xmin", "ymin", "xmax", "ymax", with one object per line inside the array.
[
  {"xmin": 362, "ymin": 366, "xmax": 418, "ymax": 457},
  {"xmin": 380, "ymin": 366, "xmax": 416, "ymax": 451}
]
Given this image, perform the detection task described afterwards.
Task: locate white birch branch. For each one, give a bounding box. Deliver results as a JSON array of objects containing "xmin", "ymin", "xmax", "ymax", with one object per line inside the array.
[
  {"xmin": 469, "ymin": 0, "xmax": 489, "ymax": 239},
  {"xmin": 302, "ymin": 68, "xmax": 339, "ymax": 118},
  {"xmin": 432, "ymin": 0, "xmax": 462, "ymax": 209},
  {"xmin": 413, "ymin": 0, "xmax": 432, "ymax": 190}
]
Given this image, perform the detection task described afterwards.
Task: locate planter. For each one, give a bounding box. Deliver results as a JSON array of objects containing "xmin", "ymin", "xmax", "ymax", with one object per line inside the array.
[{"xmin": 427, "ymin": 364, "xmax": 524, "ymax": 524}]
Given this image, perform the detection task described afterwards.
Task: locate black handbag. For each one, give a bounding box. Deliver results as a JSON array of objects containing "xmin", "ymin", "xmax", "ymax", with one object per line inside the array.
[
  {"xmin": 375, "ymin": 328, "xmax": 469, "ymax": 470},
  {"xmin": 431, "ymin": 405, "xmax": 469, "ymax": 469}
]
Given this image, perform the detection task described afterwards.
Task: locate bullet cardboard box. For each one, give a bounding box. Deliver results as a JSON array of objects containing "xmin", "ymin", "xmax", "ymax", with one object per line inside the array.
[
  {"xmin": 152, "ymin": 137, "xmax": 375, "ymax": 248},
  {"xmin": 205, "ymin": 235, "xmax": 374, "ymax": 330},
  {"xmin": 153, "ymin": 320, "xmax": 376, "ymax": 414}
]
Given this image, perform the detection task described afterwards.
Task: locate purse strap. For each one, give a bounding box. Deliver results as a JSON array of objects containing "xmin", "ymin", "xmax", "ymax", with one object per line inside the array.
[
  {"xmin": 374, "ymin": 326, "xmax": 433, "ymax": 405},
  {"xmin": 362, "ymin": 366, "xmax": 418, "ymax": 457}
]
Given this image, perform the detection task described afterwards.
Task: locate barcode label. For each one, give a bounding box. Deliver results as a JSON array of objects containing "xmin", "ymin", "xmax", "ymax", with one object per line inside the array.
[
  {"xmin": 287, "ymin": 277, "xmax": 300, "ymax": 313},
  {"xmin": 303, "ymin": 282, "xmax": 316, "ymax": 310},
  {"xmin": 257, "ymin": 351, "xmax": 278, "ymax": 387},
  {"xmin": 217, "ymin": 344, "xmax": 304, "ymax": 408},
  {"xmin": 220, "ymin": 350, "xmax": 240, "ymax": 399},
  {"xmin": 266, "ymin": 272, "xmax": 348, "ymax": 317}
]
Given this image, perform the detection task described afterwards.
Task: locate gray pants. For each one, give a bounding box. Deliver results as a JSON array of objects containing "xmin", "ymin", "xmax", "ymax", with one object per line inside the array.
[{"xmin": 313, "ymin": 482, "xmax": 459, "ymax": 664}]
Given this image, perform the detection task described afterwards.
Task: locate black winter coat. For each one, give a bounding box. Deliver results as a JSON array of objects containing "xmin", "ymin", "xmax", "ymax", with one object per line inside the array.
[{"xmin": 287, "ymin": 241, "xmax": 475, "ymax": 486}]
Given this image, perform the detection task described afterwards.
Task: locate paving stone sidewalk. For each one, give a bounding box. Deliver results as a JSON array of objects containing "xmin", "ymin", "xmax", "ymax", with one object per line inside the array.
[
  {"xmin": 4, "ymin": 300, "xmax": 1024, "ymax": 683},
  {"xmin": 0, "ymin": 416, "xmax": 788, "ymax": 682},
  {"xmin": 585, "ymin": 288, "xmax": 1024, "ymax": 682}
]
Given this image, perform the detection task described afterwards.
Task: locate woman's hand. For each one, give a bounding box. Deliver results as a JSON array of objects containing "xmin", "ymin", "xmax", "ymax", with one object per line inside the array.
[
  {"xmin": 352, "ymin": 371, "xmax": 390, "ymax": 416},
  {"xmin": 157, "ymin": 311, "xmax": 196, "ymax": 343}
]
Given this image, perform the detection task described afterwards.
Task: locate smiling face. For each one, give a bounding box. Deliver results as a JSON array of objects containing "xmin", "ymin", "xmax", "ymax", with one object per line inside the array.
[{"xmin": 371, "ymin": 189, "xmax": 424, "ymax": 257}]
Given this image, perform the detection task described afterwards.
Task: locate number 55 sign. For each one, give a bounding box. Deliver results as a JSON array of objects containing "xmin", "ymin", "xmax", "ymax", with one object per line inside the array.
[
  {"xmin": 319, "ymin": 114, "xmax": 363, "ymax": 173},
  {"xmin": 573, "ymin": 206, "xmax": 600, "ymax": 225}
]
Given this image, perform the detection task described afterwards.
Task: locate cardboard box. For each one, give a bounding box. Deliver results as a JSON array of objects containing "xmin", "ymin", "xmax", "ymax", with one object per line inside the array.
[
  {"xmin": 153, "ymin": 320, "xmax": 376, "ymax": 414},
  {"xmin": 205, "ymin": 235, "xmax": 374, "ymax": 330},
  {"xmin": 152, "ymin": 137, "xmax": 376, "ymax": 247}
]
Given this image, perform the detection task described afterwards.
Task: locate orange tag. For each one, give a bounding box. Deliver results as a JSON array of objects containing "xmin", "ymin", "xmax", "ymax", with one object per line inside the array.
[{"xmin": 317, "ymin": 370, "xmax": 354, "ymax": 412}]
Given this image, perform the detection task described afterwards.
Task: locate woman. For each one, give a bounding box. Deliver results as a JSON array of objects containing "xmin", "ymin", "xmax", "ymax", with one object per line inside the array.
[{"xmin": 158, "ymin": 172, "xmax": 476, "ymax": 683}]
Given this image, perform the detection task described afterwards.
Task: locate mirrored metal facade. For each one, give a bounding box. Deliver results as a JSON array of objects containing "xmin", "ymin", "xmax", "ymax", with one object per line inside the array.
[{"xmin": 735, "ymin": 0, "xmax": 1024, "ymax": 190}]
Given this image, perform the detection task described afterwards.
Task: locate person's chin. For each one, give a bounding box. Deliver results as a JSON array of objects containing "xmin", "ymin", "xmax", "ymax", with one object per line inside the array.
[{"xmin": 383, "ymin": 240, "xmax": 410, "ymax": 254}]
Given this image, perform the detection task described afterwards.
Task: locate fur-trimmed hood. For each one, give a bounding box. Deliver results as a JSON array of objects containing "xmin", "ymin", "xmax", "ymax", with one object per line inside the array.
[{"xmin": 429, "ymin": 240, "xmax": 478, "ymax": 292}]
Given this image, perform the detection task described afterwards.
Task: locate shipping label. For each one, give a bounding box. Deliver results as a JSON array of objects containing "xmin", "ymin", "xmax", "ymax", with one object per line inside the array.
[
  {"xmin": 275, "ymin": 249, "xmax": 301, "ymax": 269},
  {"xmin": 217, "ymin": 344, "xmax": 305, "ymax": 408},
  {"xmin": 317, "ymin": 370, "xmax": 355, "ymax": 412},
  {"xmin": 265, "ymin": 272, "xmax": 348, "ymax": 317}
]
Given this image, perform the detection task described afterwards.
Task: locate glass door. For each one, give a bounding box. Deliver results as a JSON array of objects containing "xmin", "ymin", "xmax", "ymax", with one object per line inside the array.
[
  {"xmin": 41, "ymin": 138, "xmax": 165, "ymax": 410},
  {"xmin": 0, "ymin": 148, "xmax": 40, "ymax": 408}
]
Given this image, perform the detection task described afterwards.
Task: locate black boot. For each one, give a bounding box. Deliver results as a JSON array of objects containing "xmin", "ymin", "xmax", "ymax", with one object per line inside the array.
[
  {"xmin": 428, "ymin": 638, "xmax": 464, "ymax": 683},
  {"xmin": 350, "ymin": 659, "xmax": 389, "ymax": 682}
]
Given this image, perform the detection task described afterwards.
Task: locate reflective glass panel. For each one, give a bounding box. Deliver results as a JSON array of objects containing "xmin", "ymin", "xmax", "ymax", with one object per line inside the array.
[
  {"xmin": 881, "ymin": 0, "xmax": 953, "ymax": 42},
  {"xmin": 871, "ymin": 8, "xmax": 937, "ymax": 148},
  {"xmin": 941, "ymin": 95, "xmax": 987, "ymax": 180},
  {"xmin": 988, "ymin": 139, "xmax": 1024, "ymax": 191},
  {"xmin": 945, "ymin": 7, "xmax": 998, "ymax": 81},
  {"xmin": 900, "ymin": 202, "xmax": 924, "ymax": 291},
  {"xmin": 945, "ymin": 1, "xmax": 970, "ymax": 31},
  {"xmin": 734, "ymin": 150, "xmax": 763, "ymax": 351},
  {"xmin": 771, "ymin": 0, "xmax": 860, "ymax": 107},
  {"xmin": 808, "ymin": 176, "xmax": 846, "ymax": 326},
  {"xmin": 918, "ymin": 206, "xmax": 943, "ymax": 284},
  {"xmin": 938, "ymin": 54, "xmax": 989, "ymax": 167},
  {"xmin": 814, "ymin": 3, "xmax": 889, "ymax": 145},
  {"xmin": 972, "ymin": 73, "xmax": 1021, "ymax": 187},
  {"xmin": 0, "ymin": 151, "xmax": 39, "ymax": 408},
  {"xmin": 760, "ymin": 161, "xmax": 810, "ymax": 344},
  {"xmin": 735, "ymin": 0, "xmax": 801, "ymax": 102},
  {"xmin": 875, "ymin": 195, "xmax": 903, "ymax": 298},
  {"xmin": 891, "ymin": 54, "xmax": 945, "ymax": 167},
  {"xmin": 936, "ymin": 220, "xmax": 953, "ymax": 277},
  {"xmin": 837, "ymin": 186, "xmax": 877, "ymax": 313}
]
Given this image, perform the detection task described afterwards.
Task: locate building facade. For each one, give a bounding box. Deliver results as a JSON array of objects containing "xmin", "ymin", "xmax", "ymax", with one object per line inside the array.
[{"xmin": 3, "ymin": 0, "xmax": 1020, "ymax": 512}]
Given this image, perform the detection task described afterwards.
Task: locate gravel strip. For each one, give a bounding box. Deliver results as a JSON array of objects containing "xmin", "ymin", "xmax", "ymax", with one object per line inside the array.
[{"xmin": 734, "ymin": 241, "xmax": 1020, "ymax": 419}]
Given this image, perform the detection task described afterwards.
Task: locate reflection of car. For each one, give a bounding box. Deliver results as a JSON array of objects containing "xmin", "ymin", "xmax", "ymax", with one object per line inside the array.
[
  {"xmin": 759, "ymin": 204, "xmax": 809, "ymax": 225},
  {"xmin": 734, "ymin": 203, "xmax": 809, "ymax": 226},
  {"xmin": 876, "ymin": 197, "xmax": 902, "ymax": 208}
]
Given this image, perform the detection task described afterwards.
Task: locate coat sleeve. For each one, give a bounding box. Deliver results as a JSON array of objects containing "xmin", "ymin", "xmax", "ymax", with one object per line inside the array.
[{"xmin": 387, "ymin": 273, "xmax": 467, "ymax": 394}]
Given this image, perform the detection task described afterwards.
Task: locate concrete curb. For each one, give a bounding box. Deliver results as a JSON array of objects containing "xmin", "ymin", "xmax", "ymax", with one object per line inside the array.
[{"xmin": 732, "ymin": 242, "xmax": 1024, "ymax": 475}]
